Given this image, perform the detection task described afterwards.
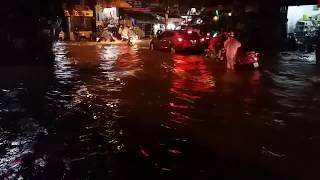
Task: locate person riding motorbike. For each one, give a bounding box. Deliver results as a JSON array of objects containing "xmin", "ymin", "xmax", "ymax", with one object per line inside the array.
[
  {"xmin": 207, "ymin": 32, "xmax": 219, "ymax": 58},
  {"xmin": 97, "ymin": 28, "xmax": 115, "ymax": 42},
  {"xmin": 127, "ymin": 27, "xmax": 136, "ymax": 46},
  {"xmin": 73, "ymin": 26, "xmax": 79, "ymax": 41},
  {"xmin": 288, "ymin": 33, "xmax": 297, "ymax": 51},
  {"xmin": 59, "ymin": 30, "xmax": 65, "ymax": 41},
  {"xmin": 207, "ymin": 31, "xmax": 227, "ymax": 61}
]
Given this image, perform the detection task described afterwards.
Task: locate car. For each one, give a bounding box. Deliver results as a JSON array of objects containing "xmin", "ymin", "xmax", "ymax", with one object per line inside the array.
[{"xmin": 150, "ymin": 30, "xmax": 206, "ymax": 53}]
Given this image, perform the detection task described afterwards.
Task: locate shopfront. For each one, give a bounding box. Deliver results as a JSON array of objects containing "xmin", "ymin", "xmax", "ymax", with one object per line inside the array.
[
  {"xmin": 286, "ymin": 5, "xmax": 320, "ymax": 51},
  {"xmin": 287, "ymin": 5, "xmax": 320, "ymax": 37},
  {"xmin": 64, "ymin": 7, "xmax": 94, "ymax": 40}
]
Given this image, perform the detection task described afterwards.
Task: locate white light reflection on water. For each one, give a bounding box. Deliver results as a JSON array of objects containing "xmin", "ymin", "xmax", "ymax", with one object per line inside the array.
[
  {"xmin": 0, "ymin": 86, "xmax": 38, "ymax": 176},
  {"xmin": 53, "ymin": 43, "xmax": 76, "ymax": 84}
]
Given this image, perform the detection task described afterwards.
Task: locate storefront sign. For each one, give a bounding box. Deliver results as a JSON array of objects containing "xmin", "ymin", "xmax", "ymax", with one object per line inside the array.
[
  {"xmin": 83, "ymin": 10, "xmax": 94, "ymax": 17},
  {"xmin": 303, "ymin": 14, "xmax": 310, "ymax": 21},
  {"xmin": 64, "ymin": 10, "xmax": 93, "ymax": 17}
]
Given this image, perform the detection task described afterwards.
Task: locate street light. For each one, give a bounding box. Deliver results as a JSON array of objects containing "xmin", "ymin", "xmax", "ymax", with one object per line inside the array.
[
  {"xmin": 228, "ymin": 12, "xmax": 232, "ymax": 16},
  {"xmin": 213, "ymin": 16, "xmax": 219, "ymax": 21}
]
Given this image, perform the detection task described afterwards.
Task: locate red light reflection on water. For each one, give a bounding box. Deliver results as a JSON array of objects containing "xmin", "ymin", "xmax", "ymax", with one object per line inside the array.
[
  {"xmin": 171, "ymin": 55, "xmax": 215, "ymax": 94},
  {"xmin": 162, "ymin": 55, "xmax": 215, "ymax": 130},
  {"xmin": 169, "ymin": 103, "xmax": 192, "ymax": 109}
]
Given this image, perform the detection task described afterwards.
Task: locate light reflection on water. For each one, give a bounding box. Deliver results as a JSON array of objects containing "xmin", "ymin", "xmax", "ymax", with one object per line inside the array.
[
  {"xmin": 161, "ymin": 55, "xmax": 215, "ymax": 131},
  {"xmin": 0, "ymin": 43, "xmax": 320, "ymax": 179}
]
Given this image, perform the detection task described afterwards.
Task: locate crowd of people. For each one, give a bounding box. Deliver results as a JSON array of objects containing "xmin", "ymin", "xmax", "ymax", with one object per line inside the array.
[
  {"xmin": 56, "ymin": 24, "xmax": 143, "ymax": 42},
  {"xmin": 96, "ymin": 25, "xmax": 146, "ymax": 44}
]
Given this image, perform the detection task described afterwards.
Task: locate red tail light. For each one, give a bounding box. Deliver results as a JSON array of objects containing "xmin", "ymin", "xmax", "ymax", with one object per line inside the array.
[
  {"xmin": 178, "ymin": 38, "xmax": 183, "ymax": 42},
  {"xmin": 187, "ymin": 30, "xmax": 192, "ymax": 34},
  {"xmin": 200, "ymin": 38, "xmax": 205, "ymax": 42}
]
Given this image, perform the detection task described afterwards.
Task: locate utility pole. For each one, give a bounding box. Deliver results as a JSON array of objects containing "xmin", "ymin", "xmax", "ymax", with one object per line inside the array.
[
  {"xmin": 165, "ymin": 7, "xmax": 169, "ymax": 30},
  {"xmin": 89, "ymin": 0, "xmax": 97, "ymax": 39}
]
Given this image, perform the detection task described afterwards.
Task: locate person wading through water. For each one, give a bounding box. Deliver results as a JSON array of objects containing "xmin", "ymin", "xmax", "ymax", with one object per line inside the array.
[{"xmin": 224, "ymin": 32, "xmax": 241, "ymax": 70}]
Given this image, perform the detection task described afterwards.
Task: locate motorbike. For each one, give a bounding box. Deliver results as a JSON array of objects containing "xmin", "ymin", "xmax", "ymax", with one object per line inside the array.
[
  {"xmin": 235, "ymin": 50, "xmax": 259, "ymax": 70},
  {"xmin": 128, "ymin": 37, "xmax": 134, "ymax": 46},
  {"xmin": 127, "ymin": 35, "xmax": 138, "ymax": 46},
  {"xmin": 287, "ymin": 33, "xmax": 298, "ymax": 51},
  {"xmin": 96, "ymin": 29, "xmax": 115, "ymax": 42},
  {"xmin": 58, "ymin": 31, "xmax": 65, "ymax": 41},
  {"xmin": 204, "ymin": 48, "xmax": 226, "ymax": 62},
  {"xmin": 204, "ymin": 48, "xmax": 216, "ymax": 59}
]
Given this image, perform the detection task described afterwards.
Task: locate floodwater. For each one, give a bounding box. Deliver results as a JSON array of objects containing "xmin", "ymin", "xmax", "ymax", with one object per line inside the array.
[{"xmin": 1, "ymin": 42, "xmax": 320, "ymax": 179}]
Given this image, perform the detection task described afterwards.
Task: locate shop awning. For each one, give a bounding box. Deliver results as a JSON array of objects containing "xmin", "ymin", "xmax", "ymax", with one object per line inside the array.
[
  {"xmin": 100, "ymin": 0, "xmax": 131, "ymax": 8},
  {"xmin": 64, "ymin": 6, "xmax": 93, "ymax": 17}
]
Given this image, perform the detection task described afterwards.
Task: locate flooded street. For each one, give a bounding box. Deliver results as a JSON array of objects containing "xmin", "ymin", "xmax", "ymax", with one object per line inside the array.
[{"xmin": 1, "ymin": 42, "xmax": 320, "ymax": 179}]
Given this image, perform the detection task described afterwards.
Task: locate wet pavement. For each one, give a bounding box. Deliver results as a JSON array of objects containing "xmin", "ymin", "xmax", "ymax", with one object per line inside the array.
[{"xmin": 1, "ymin": 42, "xmax": 320, "ymax": 179}]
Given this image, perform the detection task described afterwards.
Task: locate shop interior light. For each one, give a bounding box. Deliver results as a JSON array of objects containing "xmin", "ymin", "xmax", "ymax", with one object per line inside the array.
[{"xmin": 167, "ymin": 23, "xmax": 176, "ymax": 30}]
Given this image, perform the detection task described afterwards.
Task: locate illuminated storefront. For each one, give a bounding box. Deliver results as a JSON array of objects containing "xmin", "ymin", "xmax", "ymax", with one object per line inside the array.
[
  {"xmin": 64, "ymin": 6, "xmax": 94, "ymax": 40},
  {"xmin": 287, "ymin": 5, "xmax": 320, "ymax": 37}
]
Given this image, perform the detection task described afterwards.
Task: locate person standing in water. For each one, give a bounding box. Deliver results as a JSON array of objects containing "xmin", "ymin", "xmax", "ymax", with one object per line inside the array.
[{"xmin": 224, "ymin": 32, "xmax": 241, "ymax": 70}]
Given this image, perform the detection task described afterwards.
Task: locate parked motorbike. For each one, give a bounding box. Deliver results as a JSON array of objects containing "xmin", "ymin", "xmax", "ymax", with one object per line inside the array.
[
  {"xmin": 204, "ymin": 48, "xmax": 226, "ymax": 62},
  {"xmin": 235, "ymin": 50, "xmax": 259, "ymax": 70}
]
